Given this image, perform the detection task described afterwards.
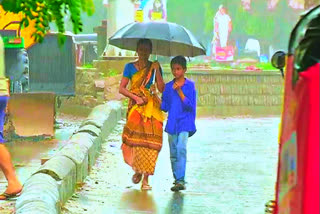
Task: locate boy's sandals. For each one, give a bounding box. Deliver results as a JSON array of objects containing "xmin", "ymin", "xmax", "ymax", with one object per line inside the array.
[
  {"xmin": 132, "ymin": 173, "xmax": 142, "ymax": 184},
  {"xmin": 141, "ymin": 184, "xmax": 152, "ymax": 191},
  {"xmin": 170, "ymin": 183, "xmax": 186, "ymax": 192}
]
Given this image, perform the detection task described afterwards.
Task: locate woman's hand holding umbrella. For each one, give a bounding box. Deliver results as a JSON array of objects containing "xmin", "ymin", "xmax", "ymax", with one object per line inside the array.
[{"xmin": 151, "ymin": 61, "xmax": 160, "ymax": 71}]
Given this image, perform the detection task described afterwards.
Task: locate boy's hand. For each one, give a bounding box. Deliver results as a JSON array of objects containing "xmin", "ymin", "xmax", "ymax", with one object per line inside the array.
[
  {"xmin": 173, "ymin": 82, "xmax": 182, "ymax": 90},
  {"xmin": 173, "ymin": 82, "xmax": 185, "ymax": 101}
]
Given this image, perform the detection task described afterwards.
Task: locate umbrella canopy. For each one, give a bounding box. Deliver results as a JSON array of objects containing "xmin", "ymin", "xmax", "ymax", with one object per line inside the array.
[{"xmin": 109, "ymin": 21, "xmax": 206, "ymax": 57}]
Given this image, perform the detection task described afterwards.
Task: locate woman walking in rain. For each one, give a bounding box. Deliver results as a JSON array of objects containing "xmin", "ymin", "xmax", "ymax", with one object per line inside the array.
[{"xmin": 119, "ymin": 39, "xmax": 165, "ymax": 190}]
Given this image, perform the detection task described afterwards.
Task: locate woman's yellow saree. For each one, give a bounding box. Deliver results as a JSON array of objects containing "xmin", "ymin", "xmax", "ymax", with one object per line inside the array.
[{"xmin": 122, "ymin": 63, "xmax": 164, "ymax": 175}]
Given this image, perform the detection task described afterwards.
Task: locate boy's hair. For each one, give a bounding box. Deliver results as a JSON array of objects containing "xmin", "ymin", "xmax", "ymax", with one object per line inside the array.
[
  {"xmin": 136, "ymin": 39, "xmax": 153, "ymax": 52},
  {"xmin": 170, "ymin": 55, "xmax": 187, "ymax": 69}
]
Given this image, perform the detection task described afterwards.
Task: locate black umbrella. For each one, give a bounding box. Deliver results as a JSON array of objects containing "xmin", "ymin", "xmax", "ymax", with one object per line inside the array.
[{"xmin": 109, "ymin": 21, "xmax": 206, "ymax": 57}]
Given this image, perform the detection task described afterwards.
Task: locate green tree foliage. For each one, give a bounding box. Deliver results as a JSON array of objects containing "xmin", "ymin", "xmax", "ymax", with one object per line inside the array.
[
  {"xmin": 1, "ymin": 0, "xmax": 94, "ymax": 43},
  {"xmin": 51, "ymin": 0, "xmax": 107, "ymax": 34}
]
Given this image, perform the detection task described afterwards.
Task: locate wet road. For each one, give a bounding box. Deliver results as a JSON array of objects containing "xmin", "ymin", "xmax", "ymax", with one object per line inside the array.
[
  {"xmin": 2, "ymin": 114, "xmax": 84, "ymax": 182},
  {"xmin": 62, "ymin": 117, "xmax": 280, "ymax": 214},
  {"xmin": 0, "ymin": 114, "xmax": 84, "ymax": 213}
]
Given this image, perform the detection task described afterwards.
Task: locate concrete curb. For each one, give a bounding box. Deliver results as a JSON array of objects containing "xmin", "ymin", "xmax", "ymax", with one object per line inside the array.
[
  {"xmin": 15, "ymin": 101, "xmax": 122, "ymax": 213},
  {"xmin": 15, "ymin": 173, "xmax": 60, "ymax": 214},
  {"xmin": 68, "ymin": 132, "xmax": 97, "ymax": 170}
]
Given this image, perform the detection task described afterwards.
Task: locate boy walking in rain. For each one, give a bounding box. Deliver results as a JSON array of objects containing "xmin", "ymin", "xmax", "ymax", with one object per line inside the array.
[{"xmin": 161, "ymin": 56, "xmax": 196, "ymax": 191}]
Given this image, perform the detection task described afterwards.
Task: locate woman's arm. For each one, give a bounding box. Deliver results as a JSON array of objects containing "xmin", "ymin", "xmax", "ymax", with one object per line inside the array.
[
  {"xmin": 152, "ymin": 61, "xmax": 165, "ymax": 92},
  {"xmin": 119, "ymin": 77, "xmax": 145, "ymax": 105},
  {"xmin": 160, "ymin": 84, "xmax": 170, "ymax": 112}
]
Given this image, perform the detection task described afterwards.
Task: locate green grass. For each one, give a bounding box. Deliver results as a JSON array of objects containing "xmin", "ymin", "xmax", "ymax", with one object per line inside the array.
[
  {"xmin": 105, "ymin": 69, "xmax": 120, "ymax": 77},
  {"xmin": 256, "ymin": 63, "xmax": 276, "ymax": 71},
  {"xmin": 162, "ymin": 60, "xmax": 277, "ymax": 72},
  {"xmin": 82, "ymin": 63, "xmax": 94, "ymax": 68},
  {"xmin": 122, "ymin": 99, "xmax": 128, "ymax": 107}
]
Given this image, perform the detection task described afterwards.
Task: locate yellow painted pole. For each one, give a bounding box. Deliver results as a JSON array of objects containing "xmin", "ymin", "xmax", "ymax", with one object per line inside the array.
[
  {"xmin": 0, "ymin": 35, "xmax": 9, "ymax": 95},
  {"xmin": 0, "ymin": 35, "xmax": 5, "ymax": 78}
]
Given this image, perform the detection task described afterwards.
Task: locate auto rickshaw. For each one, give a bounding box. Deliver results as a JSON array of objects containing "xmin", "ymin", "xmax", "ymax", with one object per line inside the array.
[{"xmin": 267, "ymin": 5, "xmax": 319, "ymax": 214}]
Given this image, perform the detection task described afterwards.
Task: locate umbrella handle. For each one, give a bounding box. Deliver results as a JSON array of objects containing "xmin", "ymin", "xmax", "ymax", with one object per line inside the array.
[
  {"xmin": 151, "ymin": 58, "xmax": 159, "ymax": 85},
  {"xmin": 143, "ymin": 68, "xmax": 156, "ymax": 92},
  {"xmin": 141, "ymin": 63, "xmax": 154, "ymax": 87},
  {"xmin": 152, "ymin": 68, "xmax": 156, "ymax": 84}
]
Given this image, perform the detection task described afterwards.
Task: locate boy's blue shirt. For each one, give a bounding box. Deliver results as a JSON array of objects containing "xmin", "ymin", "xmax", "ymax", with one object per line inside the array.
[{"xmin": 161, "ymin": 78, "xmax": 197, "ymax": 137}]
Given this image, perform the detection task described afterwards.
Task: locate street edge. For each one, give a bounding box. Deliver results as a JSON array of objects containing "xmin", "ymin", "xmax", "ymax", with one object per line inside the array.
[{"xmin": 15, "ymin": 101, "xmax": 122, "ymax": 214}]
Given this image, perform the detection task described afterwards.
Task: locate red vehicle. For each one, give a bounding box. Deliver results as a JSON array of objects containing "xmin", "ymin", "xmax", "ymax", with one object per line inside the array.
[{"xmin": 268, "ymin": 5, "xmax": 319, "ymax": 214}]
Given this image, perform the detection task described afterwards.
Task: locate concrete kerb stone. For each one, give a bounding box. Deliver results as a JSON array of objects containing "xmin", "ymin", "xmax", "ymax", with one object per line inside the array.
[
  {"xmin": 93, "ymin": 135, "xmax": 103, "ymax": 156},
  {"xmin": 99, "ymin": 101, "xmax": 122, "ymax": 140},
  {"xmin": 107, "ymin": 101, "xmax": 122, "ymax": 121},
  {"xmin": 88, "ymin": 103, "xmax": 113, "ymax": 119},
  {"xmin": 79, "ymin": 103, "xmax": 112, "ymax": 129},
  {"xmin": 55, "ymin": 142, "xmax": 89, "ymax": 184},
  {"xmin": 77, "ymin": 124, "xmax": 101, "ymax": 137},
  {"xmin": 34, "ymin": 156, "xmax": 77, "ymax": 204},
  {"xmin": 15, "ymin": 173, "xmax": 60, "ymax": 214},
  {"xmin": 76, "ymin": 124, "xmax": 103, "ymax": 155},
  {"xmin": 69, "ymin": 132, "xmax": 97, "ymax": 170},
  {"xmin": 15, "ymin": 101, "xmax": 122, "ymax": 214},
  {"xmin": 80, "ymin": 119, "xmax": 104, "ymax": 129}
]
